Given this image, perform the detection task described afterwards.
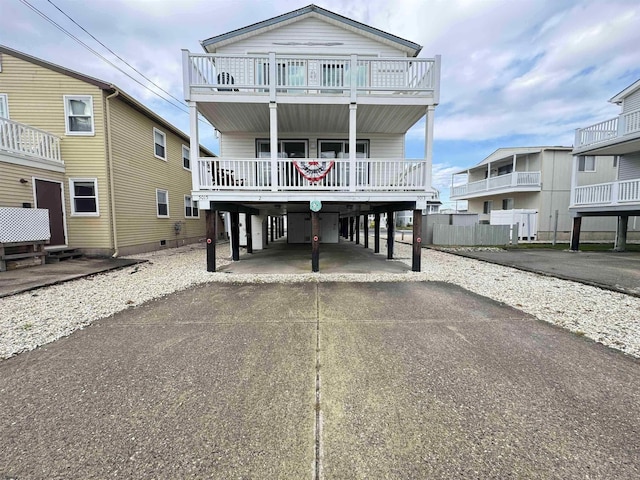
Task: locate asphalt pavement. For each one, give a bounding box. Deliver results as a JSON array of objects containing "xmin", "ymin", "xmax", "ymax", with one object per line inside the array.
[{"xmin": 2, "ymin": 281, "xmax": 639, "ymax": 479}]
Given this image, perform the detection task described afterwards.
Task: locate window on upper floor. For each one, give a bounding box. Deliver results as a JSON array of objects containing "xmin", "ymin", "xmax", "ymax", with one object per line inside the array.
[
  {"xmin": 497, "ymin": 164, "xmax": 513, "ymax": 176},
  {"xmin": 483, "ymin": 200, "xmax": 493, "ymax": 214},
  {"xmin": 578, "ymin": 155, "xmax": 596, "ymax": 172},
  {"xmin": 154, "ymin": 128, "xmax": 167, "ymax": 160},
  {"xmin": 64, "ymin": 95, "xmax": 94, "ymax": 135},
  {"xmin": 184, "ymin": 195, "xmax": 199, "ymax": 218},
  {"xmin": 69, "ymin": 178, "xmax": 99, "ymax": 216},
  {"xmin": 182, "ymin": 145, "xmax": 190, "ymax": 170},
  {"xmin": 156, "ymin": 188, "xmax": 169, "ymax": 217},
  {"xmin": 0, "ymin": 94, "xmax": 8, "ymax": 119}
]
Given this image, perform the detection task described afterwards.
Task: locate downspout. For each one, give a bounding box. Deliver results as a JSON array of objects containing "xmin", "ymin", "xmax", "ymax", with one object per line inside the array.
[{"xmin": 105, "ymin": 88, "xmax": 120, "ymax": 257}]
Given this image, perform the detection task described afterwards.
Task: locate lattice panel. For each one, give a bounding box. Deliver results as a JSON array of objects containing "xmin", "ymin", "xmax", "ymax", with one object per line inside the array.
[{"xmin": 0, "ymin": 208, "xmax": 51, "ymax": 243}]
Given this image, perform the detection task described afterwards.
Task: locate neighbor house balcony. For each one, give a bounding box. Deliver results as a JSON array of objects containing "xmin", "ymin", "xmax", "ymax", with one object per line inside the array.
[
  {"xmin": 192, "ymin": 156, "xmax": 434, "ymax": 203},
  {"xmin": 0, "ymin": 117, "xmax": 63, "ymax": 170},
  {"xmin": 450, "ymin": 171, "xmax": 541, "ymax": 200},
  {"xmin": 571, "ymin": 178, "xmax": 640, "ymax": 212},
  {"xmin": 573, "ymin": 108, "xmax": 640, "ymax": 155}
]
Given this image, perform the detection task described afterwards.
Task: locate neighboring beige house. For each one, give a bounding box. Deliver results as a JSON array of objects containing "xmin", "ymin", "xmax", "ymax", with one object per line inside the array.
[
  {"xmin": 0, "ymin": 44, "xmax": 217, "ymax": 257},
  {"xmin": 182, "ymin": 4, "xmax": 441, "ymax": 271},
  {"xmin": 570, "ymin": 78, "xmax": 640, "ymax": 250},
  {"xmin": 448, "ymin": 146, "xmax": 639, "ymax": 241}
]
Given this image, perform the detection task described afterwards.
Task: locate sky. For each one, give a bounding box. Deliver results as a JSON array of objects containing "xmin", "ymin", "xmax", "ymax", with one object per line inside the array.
[{"xmin": 1, "ymin": 0, "xmax": 640, "ymax": 209}]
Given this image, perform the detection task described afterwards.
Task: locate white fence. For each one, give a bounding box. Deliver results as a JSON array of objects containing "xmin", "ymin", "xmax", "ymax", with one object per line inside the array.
[
  {"xmin": 491, "ymin": 209, "xmax": 538, "ymax": 240},
  {"xmin": 433, "ymin": 224, "xmax": 511, "ymax": 246},
  {"xmin": 0, "ymin": 208, "xmax": 50, "ymax": 243}
]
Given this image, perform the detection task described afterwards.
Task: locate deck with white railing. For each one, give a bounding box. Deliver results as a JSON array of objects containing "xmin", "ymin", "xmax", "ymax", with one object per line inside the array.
[
  {"xmin": 450, "ymin": 171, "xmax": 541, "ymax": 198},
  {"xmin": 0, "ymin": 117, "xmax": 62, "ymax": 164},
  {"xmin": 573, "ymin": 178, "xmax": 640, "ymax": 207},
  {"xmin": 183, "ymin": 52, "xmax": 440, "ymax": 100},
  {"xmin": 574, "ymin": 108, "xmax": 640, "ymax": 150},
  {"xmin": 195, "ymin": 158, "xmax": 429, "ymax": 193}
]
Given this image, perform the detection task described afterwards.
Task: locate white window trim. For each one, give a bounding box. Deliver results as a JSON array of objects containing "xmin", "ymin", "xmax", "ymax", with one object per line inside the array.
[
  {"xmin": 63, "ymin": 95, "xmax": 95, "ymax": 136},
  {"xmin": 579, "ymin": 155, "xmax": 596, "ymax": 172},
  {"xmin": 182, "ymin": 145, "xmax": 191, "ymax": 171},
  {"xmin": 156, "ymin": 188, "xmax": 169, "ymax": 218},
  {"xmin": 184, "ymin": 195, "xmax": 199, "ymax": 219},
  {"xmin": 154, "ymin": 127, "xmax": 167, "ymax": 161},
  {"xmin": 0, "ymin": 94, "xmax": 9, "ymax": 119},
  {"xmin": 69, "ymin": 178, "xmax": 99, "ymax": 216}
]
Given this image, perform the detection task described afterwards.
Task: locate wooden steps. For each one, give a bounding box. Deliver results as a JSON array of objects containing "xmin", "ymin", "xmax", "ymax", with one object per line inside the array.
[{"xmin": 46, "ymin": 248, "xmax": 84, "ymax": 263}]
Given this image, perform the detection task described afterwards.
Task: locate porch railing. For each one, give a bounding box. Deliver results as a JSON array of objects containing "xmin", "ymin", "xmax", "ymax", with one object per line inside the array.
[
  {"xmin": 196, "ymin": 158, "xmax": 428, "ymax": 192},
  {"xmin": 0, "ymin": 117, "xmax": 62, "ymax": 163},
  {"xmin": 451, "ymin": 171, "xmax": 541, "ymax": 198},
  {"xmin": 573, "ymin": 178, "xmax": 640, "ymax": 206},
  {"xmin": 574, "ymin": 108, "xmax": 640, "ymax": 149},
  {"xmin": 184, "ymin": 52, "xmax": 440, "ymax": 97}
]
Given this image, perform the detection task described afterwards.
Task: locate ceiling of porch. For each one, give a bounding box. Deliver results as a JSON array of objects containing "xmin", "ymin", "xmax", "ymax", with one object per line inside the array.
[{"xmin": 198, "ymin": 102, "xmax": 427, "ymax": 134}]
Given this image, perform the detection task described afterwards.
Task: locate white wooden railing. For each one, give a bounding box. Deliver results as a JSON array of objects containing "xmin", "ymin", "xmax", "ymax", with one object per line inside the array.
[
  {"xmin": 574, "ymin": 178, "xmax": 640, "ymax": 206},
  {"xmin": 184, "ymin": 52, "xmax": 440, "ymax": 97},
  {"xmin": 575, "ymin": 108, "xmax": 640, "ymax": 149},
  {"xmin": 451, "ymin": 171, "xmax": 541, "ymax": 198},
  {"xmin": 0, "ymin": 117, "xmax": 62, "ymax": 163},
  {"xmin": 196, "ymin": 158, "xmax": 428, "ymax": 192}
]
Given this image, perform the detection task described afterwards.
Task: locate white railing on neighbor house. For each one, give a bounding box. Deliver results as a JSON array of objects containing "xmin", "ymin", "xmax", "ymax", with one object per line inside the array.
[
  {"xmin": 196, "ymin": 158, "xmax": 428, "ymax": 192},
  {"xmin": 183, "ymin": 52, "xmax": 440, "ymax": 98},
  {"xmin": 450, "ymin": 171, "xmax": 541, "ymax": 198},
  {"xmin": 0, "ymin": 117, "xmax": 62, "ymax": 163},
  {"xmin": 573, "ymin": 178, "xmax": 640, "ymax": 206},
  {"xmin": 574, "ymin": 108, "xmax": 640, "ymax": 149}
]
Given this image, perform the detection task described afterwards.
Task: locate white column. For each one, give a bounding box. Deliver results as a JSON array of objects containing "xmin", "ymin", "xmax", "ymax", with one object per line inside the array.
[
  {"xmin": 189, "ymin": 101, "xmax": 199, "ymax": 193},
  {"xmin": 270, "ymin": 102, "xmax": 278, "ymax": 192},
  {"xmin": 570, "ymin": 155, "xmax": 579, "ymax": 206},
  {"xmin": 424, "ymin": 105, "xmax": 435, "ymax": 191},
  {"xmin": 512, "ymin": 154, "xmax": 517, "ymax": 186},
  {"xmin": 349, "ymin": 103, "xmax": 357, "ymax": 192}
]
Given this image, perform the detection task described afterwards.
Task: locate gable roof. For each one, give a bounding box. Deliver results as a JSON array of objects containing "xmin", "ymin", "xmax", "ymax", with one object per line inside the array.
[
  {"xmin": 453, "ymin": 146, "xmax": 573, "ymax": 174},
  {"xmin": 201, "ymin": 4, "xmax": 422, "ymax": 57},
  {"xmin": 0, "ymin": 44, "xmax": 214, "ymax": 155},
  {"xmin": 610, "ymin": 78, "xmax": 640, "ymax": 104}
]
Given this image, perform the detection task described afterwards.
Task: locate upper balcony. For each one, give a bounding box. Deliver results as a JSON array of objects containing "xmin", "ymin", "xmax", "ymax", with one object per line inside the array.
[
  {"xmin": 0, "ymin": 117, "xmax": 63, "ymax": 170},
  {"xmin": 450, "ymin": 171, "xmax": 542, "ymax": 200},
  {"xmin": 573, "ymin": 108, "xmax": 640, "ymax": 156},
  {"xmin": 571, "ymin": 178, "xmax": 640, "ymax": 213}
]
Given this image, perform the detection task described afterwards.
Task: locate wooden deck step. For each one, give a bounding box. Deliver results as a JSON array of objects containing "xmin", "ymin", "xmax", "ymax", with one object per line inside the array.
[{"xmin": 46, "ymin": 249, "xmax": 84, "ymax": 263}]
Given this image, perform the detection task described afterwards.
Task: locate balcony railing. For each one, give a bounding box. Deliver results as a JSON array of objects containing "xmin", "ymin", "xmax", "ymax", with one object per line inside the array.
[
  {"xmin": 196, "ymin": 158, "xmax": 428, "ymax": 192},
  {"xmin": 573, "ymin": 178, "xmax": 640, "ymax": 206},
  {"xmin": 574, "ymin": 108, "xmax": 640, "ymax": 149},
  {"xmin": 0, "ymin": 117, "xmax": 62, "ymax": 163},
  {"xmin": 183, "ymin": 52, "xmax": 440, "ymax": 98},
  {"xmin": 451, "ymin": 171, "xmax": 541, "ymax": 198}
]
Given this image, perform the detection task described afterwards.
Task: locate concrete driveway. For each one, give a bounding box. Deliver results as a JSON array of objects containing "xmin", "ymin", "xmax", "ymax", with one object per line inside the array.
[{"xmin": 1, "ymin": 282, "xmax": 639, "ymax": 479}]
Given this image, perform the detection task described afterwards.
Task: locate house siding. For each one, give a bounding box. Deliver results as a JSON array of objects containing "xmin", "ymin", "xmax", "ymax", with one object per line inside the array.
[
  {"xmin": 0, "ymin": 158, "xmax": 65, "ymax": 207},
  {"xmin": 215, "ymin": 16, "xmax": 407, "ymax": 57},
  {"xmin": 619, "ymin": 154, "xmax": 640, "ymax": 181},
  {"xmin": 0, "ymin": 52, "xmax": 111, "ymax": 250},
  {"xmin": 108, "ymin": 96, "xmax": 205, "ymax": 254},
  {"xmin": 622, "ymin": 89, "xmax": 640, "ymax": 114}
]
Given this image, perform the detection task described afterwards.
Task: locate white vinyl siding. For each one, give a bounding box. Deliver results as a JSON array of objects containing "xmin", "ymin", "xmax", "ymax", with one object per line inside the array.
[
  {"xmin": 184, "ymin": 195, "xmax": 199, "ymax": 218},
  {"xmin": 622, "ymin": 89, "xmax": 640, "ymax": 114},
  {"xmin": 156, "ymin": 188, "xmax": 169, "ymax": 217},
  {"xmin": 0, "ymin": 94, "xmax": 8, "ymax": 118},
  {"xmin": 154, "ymin": 128, "xmax": 167, "ymax": 160},
  {"xmin": 69, "ymin": 178, "xmax": 99, "ymax": 216},
  {"xmin": 64, "ymin": 95, "xmax": 94, "ymax": 135},
  {"xmin": 619, "ymin": 154, "xmax": 640, "ymax": 181},
  {"xmin": 215, "ymin": 16, "xmax": 407, "ymax": 57},
  {"xmin": 182, "ymin": 145, "xmax": 190, "ymax": 170}
]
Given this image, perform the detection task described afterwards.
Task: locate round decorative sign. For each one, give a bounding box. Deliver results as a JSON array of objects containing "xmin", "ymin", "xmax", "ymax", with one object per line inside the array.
[
  {"xmin": 313, "ymin": 235, "xmax": 319, "ymax": 242},
  {"xmin": 206, "ymin": 238, "xmax": 212, "ymax": 244},
  {"xmin": 417, "ymin": 237, "xmax": 422, "ymax": 243},
  {"xmin": 310, "ymin": 200, "xmax": 322, "ymax": 212}
]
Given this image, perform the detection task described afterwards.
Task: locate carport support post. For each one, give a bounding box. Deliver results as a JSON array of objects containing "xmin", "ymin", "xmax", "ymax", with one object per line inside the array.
[
  {"xmin": 374, "ymin": 213, "xmax": 380, "ymax": 253},
  {"xmin": 230, "ymin": 212, "xmax": 240, "ymax": 261},
  {"xmin": 205, "ymin": 209, "xmax": 217, "ymax": 272},
  {"xmin": 311, "ymin": 211, "xmax": 320, "ymax": 272},
  {"xmin": 387, "ymin": 210, "xmax": 395, "ymax": 259},
  {"xmin": 364, "ymin": 215, "xmax": 369, "ymax": 248},
  {"xmin": 614, "ymin": 215, "xmax": 628, "ymax": 252},
  {"xmin": 349, "ymin": 216, "xmax": 354, "ymax": 241},
  {"xmin": 246, "ymin": 214, "xmax": 253, "ymax": 254},
  {"xmin": 570, "ymin": 216, "xmax": 582, "ymax": 251},
  {"xmin": 355, "ymin": 215, "xmax": 360, "ymax": 245},
  {"xmin": 412, "ymin": 209, "xmax": 422, "ymax": 272},
  {"xmin": 270, "ymin": 216, "xmax": 275, "ymax": 243}
]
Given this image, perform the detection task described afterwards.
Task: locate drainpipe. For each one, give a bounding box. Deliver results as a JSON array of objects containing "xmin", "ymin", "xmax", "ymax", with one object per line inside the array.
[{"xmin": 105, "ymin": 88, "xmax": 120, "ymax": 257}]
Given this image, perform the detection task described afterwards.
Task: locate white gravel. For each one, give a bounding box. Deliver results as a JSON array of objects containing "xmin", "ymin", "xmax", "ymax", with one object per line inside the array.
[{"xmin": 1, "ymin": 242, "xmax": 639, "ymax": 359}]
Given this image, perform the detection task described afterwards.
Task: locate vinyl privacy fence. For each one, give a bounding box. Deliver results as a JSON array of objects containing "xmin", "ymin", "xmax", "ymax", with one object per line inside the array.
[{"xmin": 432, "ymin": 224, "xmax": 512, "ymax": 246}]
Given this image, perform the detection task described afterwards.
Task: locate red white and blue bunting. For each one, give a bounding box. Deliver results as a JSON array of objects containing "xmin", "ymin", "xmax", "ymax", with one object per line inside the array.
[{"xmin": 293, "ymin": 160, "xmax": 335, "ymax": 182}]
